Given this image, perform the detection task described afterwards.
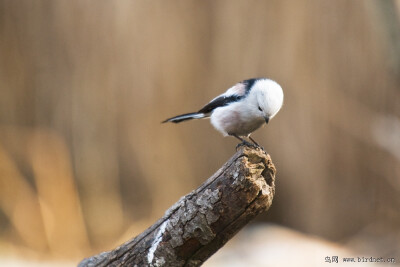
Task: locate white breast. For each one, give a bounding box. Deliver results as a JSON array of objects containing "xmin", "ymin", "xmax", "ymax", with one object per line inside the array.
[{"xmin": 210, "ymin": 101, "xmax": 265, "ymax": 137}]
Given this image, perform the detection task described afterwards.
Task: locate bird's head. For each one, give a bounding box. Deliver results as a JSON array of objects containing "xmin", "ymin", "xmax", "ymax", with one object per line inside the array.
[{"xmin": 253, "ymin": 79, "xmax": 284, "ymax": 124}]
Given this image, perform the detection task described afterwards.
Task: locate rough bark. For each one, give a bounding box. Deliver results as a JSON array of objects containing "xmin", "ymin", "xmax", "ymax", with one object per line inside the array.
[{"xmin": 78, "ymin": 146, "xmax": 276, "ymax": 267}]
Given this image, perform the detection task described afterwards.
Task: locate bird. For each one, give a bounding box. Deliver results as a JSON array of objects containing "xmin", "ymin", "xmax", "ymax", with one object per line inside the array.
[{"xmin": 162, "ymin": 78, "xmax": 284, "ymax": 147}]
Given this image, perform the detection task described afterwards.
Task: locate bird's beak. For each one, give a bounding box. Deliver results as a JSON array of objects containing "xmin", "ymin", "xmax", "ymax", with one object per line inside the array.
[{"xmin": 264, "ymin": 116, "xmax": 270, "ymax": 124}]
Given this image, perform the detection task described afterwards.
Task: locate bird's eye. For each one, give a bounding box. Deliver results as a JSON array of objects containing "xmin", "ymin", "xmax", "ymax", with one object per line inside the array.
[{"xmin": 258, "ymin": 106, "xmax": 262, "ymax": 112}]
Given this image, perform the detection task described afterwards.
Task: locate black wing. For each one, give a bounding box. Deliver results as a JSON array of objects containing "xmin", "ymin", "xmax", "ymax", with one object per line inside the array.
[
  {"xmin": 197, "ymin": 78, "xmax": 259, "ymax": 114},
  {"xmin": 198, "ymin": 94, "xmax": 243, "ymax": 114}
]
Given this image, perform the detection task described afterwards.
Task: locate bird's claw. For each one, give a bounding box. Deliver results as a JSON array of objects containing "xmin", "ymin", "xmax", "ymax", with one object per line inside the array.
[
  {"xmin": 257, "ymin": 145, "xmax": 266, "ymax": 152},
  {"xmin": 236, "ymin": 140, "xmax": 261, "ymax": 150}
]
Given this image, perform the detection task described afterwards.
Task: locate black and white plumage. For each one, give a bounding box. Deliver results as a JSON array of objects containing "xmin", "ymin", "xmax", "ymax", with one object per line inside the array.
[{"xmin": 163, "ymin": 78, "xmax": 284, "ymax": 146}]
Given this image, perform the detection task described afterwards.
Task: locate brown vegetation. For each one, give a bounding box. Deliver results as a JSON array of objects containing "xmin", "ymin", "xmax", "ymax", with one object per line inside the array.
[{"xmin": 0, "ymin": 0, "xmax": 399, "ymax": 263}]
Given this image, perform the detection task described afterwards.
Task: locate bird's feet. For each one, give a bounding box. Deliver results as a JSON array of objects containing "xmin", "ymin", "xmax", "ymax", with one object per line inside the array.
[
  {"xmin": 231, "ymin": 134, "xmax": 266, "ymax": 152},
  {"xmin": 236, "ymin": 140, "xmax": 261, "ymax": 150},
  {"xmin": 248, "ymin": 136, "xmax": 265, "ymax": 152}
]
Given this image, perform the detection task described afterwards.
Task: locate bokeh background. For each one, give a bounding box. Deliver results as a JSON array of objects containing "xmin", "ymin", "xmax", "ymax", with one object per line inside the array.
[{"xmin": 1, "ymin": 1, "xmax": 400, "ymax": 266}]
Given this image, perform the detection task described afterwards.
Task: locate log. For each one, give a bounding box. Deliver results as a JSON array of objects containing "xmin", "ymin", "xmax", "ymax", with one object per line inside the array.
[{"xmin": 78, "ymin": 145, "xmax": 276, "ymax": 267}]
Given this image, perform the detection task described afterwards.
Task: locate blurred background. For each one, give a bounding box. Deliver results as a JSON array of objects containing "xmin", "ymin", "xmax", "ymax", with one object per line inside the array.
[{"xmin": 1, "ymin": 1, "xmax": 400, "ymax": 266}]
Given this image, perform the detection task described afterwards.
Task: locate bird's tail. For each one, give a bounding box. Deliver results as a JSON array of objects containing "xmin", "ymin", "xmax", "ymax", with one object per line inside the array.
[{"xmin": 162, "ymin": 112, "xmax": 206, "ymax": 123}]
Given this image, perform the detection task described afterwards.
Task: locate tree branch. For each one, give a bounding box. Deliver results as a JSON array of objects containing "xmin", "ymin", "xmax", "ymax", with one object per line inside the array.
[{"xmin": 78, "ymin": 146, "xmax": 276, "ymax": 267}]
